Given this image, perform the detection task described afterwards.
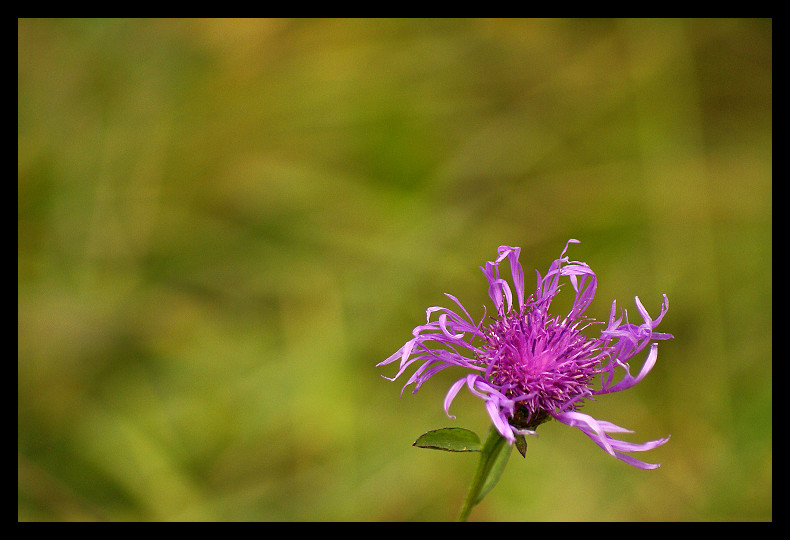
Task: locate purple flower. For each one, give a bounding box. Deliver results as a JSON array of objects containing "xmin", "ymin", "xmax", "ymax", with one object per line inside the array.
[{"xmin": 379, "ymin": 240, "xmax": 672, "ymax": 469}]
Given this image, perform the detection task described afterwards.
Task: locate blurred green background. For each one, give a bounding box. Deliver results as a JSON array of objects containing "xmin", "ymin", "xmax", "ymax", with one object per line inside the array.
[{"xmin": 18, "ymin": 18, "xmax": 771, "ymax": 521}]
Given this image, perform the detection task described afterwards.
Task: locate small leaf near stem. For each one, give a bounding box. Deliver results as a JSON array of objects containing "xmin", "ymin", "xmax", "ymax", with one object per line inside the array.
[
  {"xmin": 413, "ymin": 428, "xmax": 482, "ymax": 452},
  {"xmin": 456, "ymin": 426, "xmax": 513, "ymax": 521}
]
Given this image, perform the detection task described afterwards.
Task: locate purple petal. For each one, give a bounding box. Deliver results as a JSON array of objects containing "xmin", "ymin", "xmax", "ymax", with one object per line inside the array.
[
  {"xmin": 581, "ymin": 431, "xmax": 669, "ymax": 469},
  {"xmin": 607, "ymin": 435, "xmax": 670, "ymax": 453},
  {"xmin": 486, "ymin": 398, "xmax": 515, "ymax": 442},
  {"xmin": 443, "ymin": 377, "xmax": 468, "ymax": 418},
  {"xmin": 611, "ymin": 453, "xmax": 662, "ymax": 470},
  {"xmin": 553, "ymin": 410, "xmax": 616, "ymax": 456},
  {"xmin": 499, "ymin": 246, "xmax": 525, "ymax": 310},
  {"xmin": 438, "ymin": 313, "xmax": 464, "ymax": 339},
  {"xmin": 602, "ymin": 342, "xmax": 659, "ymax": 394},
  {"xmin": 561, "ymin": 238, "xmax": 580, "ymax": 256},
  {"xmin": 595, "ymin": 421, "xmax": 633, "ymax": 434},
  {"xmin": 443, "ymin": 293, "xmax": 476, "ymax": 325}
]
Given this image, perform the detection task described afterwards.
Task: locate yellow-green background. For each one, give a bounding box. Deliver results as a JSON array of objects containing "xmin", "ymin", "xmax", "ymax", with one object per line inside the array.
[{"xmin": 18, "ymin": 18, "xmax": 771, "ymax": 521}]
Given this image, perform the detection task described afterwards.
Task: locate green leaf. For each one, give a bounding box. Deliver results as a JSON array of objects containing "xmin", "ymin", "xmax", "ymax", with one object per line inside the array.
[{"xmin": 413, "ymin": 427, "xmax": 482, "ymax": 452}]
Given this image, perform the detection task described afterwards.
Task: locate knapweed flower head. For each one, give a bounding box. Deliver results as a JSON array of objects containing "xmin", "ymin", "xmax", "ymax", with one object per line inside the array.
[{"xmin": 379, "ymin": 240, "xmax": 672, "ymax": 469}]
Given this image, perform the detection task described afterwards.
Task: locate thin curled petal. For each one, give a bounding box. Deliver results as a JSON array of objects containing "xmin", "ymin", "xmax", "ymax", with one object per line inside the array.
[
  {"xmin": 512, "ymin": 427, "xmax": 538, "ymax": 437},
  {"xmin": 400, "ymin": 338, "xmax": 416, "ymax": 366},
  {"xmin": 593, "ymin": 419, "xmax": 635, "ymax": 434},
  {"xmin": 488, "ymin": 278, "xmax": 513, "ymax": 315},
  {"xmin": 562, "ymin": 238, "xmax": 581, "ymax": 255},
  {"xmin": 581, "ymin": 431, "xmax": 669, "ymax": 470},
  {"xmin": 438, "ymin": 313, "xmax": 464, "ymax": 339},
  {"xmin": 498, "ymin": 246, "xmax": 525, "ymax": 310},
  {"xmin": 553, "ymin": 410, "xmax": 616, "ymax": 456},
  {"xmin": 611, "ymin": 453, "xmax": 662, "ymax": 470},
  {"xmin": 443, "ymin": 377, "xmax": 468, "ymax": 419},
  {"xmin": 486, "ymin": 398, "xmax": 515, "ymax": 442},
  {"xmin": 634, "ymin": 296, "xmax": 652, "ymax": 328},
  {"xmin": 607, "ymin": 434, "xmax": 670, "ymax": 453},
  {"xmin": 599, "ymin": 342, "xmax": 658, "ymax": 394},
  {"xmin": 444, "ymin": 293, "xmax": 478, "ymax": 327}
]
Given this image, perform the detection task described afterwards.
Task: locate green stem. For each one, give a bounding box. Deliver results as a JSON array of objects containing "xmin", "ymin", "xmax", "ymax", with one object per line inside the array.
[{"xmin": 456, "ymin": 426, "xmax": 512, "ymax": 522}]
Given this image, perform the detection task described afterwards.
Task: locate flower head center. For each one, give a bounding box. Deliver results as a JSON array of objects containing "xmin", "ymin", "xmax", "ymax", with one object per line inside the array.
[{"xmin": 480, "ymin": 308, "xmax": 601, "ymax": 428}]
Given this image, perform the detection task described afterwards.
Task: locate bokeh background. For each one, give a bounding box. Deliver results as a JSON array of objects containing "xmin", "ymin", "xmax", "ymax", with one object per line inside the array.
[{"xmin": 18, "ymin": 18, "xmax": 771, "ymax": 522}]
